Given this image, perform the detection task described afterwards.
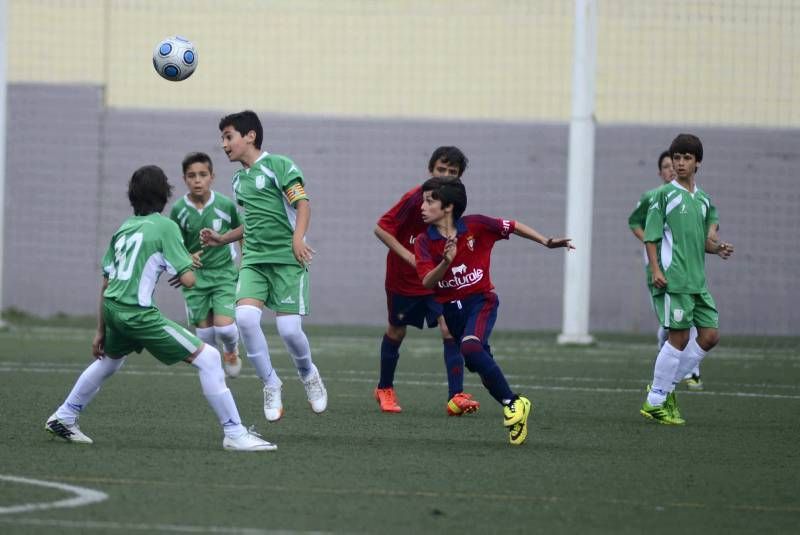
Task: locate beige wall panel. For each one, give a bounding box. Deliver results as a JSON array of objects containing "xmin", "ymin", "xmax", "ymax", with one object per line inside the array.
[
  {"xmin": 9, "ymin": 0, "xmax": 106, "ymax": 83},
  {"xmin": 7, "ymin": 0, "xmax": 799, "ymax": 126}
]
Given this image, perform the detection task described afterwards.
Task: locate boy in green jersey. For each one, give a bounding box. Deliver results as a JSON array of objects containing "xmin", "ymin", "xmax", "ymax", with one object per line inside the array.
[
  {"xmin": 201, "ymin": 110, "xmax": 327, "ymax": 422},
  {"xmin": 640, "ymin": 134, "xmax": 734, "ymax": 425},
  {"xmin": 169, "ymin": 152, "xmax": 242, "ymax": 378},
  {"xmin": 45, "ymin": 165, "xmax": 274, "ymax": 451}
]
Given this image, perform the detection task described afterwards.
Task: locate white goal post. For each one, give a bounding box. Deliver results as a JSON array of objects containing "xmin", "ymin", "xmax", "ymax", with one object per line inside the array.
[{"xmin": 558, "ymin": 0, "xmax": 597, "ymax": 345}]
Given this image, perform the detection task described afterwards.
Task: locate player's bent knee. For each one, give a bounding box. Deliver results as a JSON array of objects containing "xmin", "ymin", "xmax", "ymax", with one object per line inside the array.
[
  {"xmin": 235, "ymin": 305, "xmax": 262, "ymax": 330},
  {"xmin": 698, "ymin": 329, "xmax": 720, "ymax": 351},
  {"xmin": 460, "ymin": 337, "xmax": 484, "ymax": 367}
]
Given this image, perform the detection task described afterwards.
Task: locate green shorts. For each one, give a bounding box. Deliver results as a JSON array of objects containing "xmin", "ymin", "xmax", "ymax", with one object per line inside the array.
[
  {"xmin": 236, "ymin": 263, "xmax": 310, "ymax": 315},
  {"xmin": 652, "ymin": 290, "xmax": 719, "ymax": 330},
  {"xmin": 102, "ymin": 299, "xmax": 202, "ymax": 365},
  {"xmin": 182, "ymin": 274, "xmax": 237, "ymax": 326}
]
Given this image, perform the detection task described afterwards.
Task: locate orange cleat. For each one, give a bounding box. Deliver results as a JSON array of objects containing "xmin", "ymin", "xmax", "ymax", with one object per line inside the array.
[
  {"xmin": 446, "ymin": 392, "xmax": 480, "ymax": 416},
  {"xmin": 374, "ymin": 387, "xmax": 402, "ymax": 413}
]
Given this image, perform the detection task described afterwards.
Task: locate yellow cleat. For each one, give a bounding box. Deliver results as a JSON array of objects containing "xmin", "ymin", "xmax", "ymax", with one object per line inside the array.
[{"xmin": 503, "ymin": 396, "xmax": 532, "ymax": 445}]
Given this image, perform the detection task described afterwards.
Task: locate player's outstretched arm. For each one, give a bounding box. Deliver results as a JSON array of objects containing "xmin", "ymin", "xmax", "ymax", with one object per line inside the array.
[
  {"xmin": 513, "ymin": 222, "xmax": 575, "ymax": 250},
  {"xmin": 200, "ymin": 225, "xmax": 244, "ymax": 248},
  {"xmin": 374, "ymin": 225, "xmax": 416, "ymax": 267}
]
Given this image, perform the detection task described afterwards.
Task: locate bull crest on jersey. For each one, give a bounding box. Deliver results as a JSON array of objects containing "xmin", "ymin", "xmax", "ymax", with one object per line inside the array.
[
  {"xmin": 212, "ymin": 218, "xmax": 222, "ymax": 232},
  {"xmin": 451, "ymin": 264, "xmax": 467, "ymax": 275},
  {"xmin": 466, "ymin": 234, "xmax": 475, "ymax": 251}
]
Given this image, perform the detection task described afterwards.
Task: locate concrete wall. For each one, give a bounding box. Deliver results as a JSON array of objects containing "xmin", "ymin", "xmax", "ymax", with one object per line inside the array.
[{"xmin": 5, "ymin": 84, "xmax": 798, "ymax": 334}]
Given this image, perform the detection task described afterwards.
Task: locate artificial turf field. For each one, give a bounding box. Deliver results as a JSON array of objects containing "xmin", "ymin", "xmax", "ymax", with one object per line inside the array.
[{"xmin": 0, "ymin": 322, "xmax": 798, "ymax": 534}]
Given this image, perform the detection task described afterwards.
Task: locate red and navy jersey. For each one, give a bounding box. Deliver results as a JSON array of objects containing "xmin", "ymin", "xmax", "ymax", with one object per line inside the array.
[
  {"xmin": 414, "ymin": 215, "xmax": 516, "ymax": 303},
  {"xmin": 377, "ymin": 185, "xmax": 431, "ymax": 296}
]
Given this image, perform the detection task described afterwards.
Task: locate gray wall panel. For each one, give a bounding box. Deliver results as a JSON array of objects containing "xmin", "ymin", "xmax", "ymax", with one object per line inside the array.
[{"xmin": 5, "ymin": 85, "xmax": 798, "ymax": 334}]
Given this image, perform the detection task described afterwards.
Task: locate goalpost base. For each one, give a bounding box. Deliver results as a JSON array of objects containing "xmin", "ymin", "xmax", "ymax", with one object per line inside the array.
[{"xmin": 557, "ymin": 333, "xmax": 595, "ymax": 346}]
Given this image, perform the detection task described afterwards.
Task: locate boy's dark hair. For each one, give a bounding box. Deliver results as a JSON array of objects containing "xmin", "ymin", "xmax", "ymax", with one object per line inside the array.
[
  {"xmin": 219, "ymin": 110, "xmax": 263, "ymax": 149},
  {"xmin": 669, "ymin": 133, "xmax": 703, "ymax": 163},
  {"xmin": 182, "ymin": 152, "xmax": 214, "ymax": 175},
  {"xmin": 128, "ymin": 165, "xmax": 173, "ymax": 216},
  {"xmin": 428, "ymin": 146, "xmax": 469, "ymax": 177},
  {"xmin": 422, "ymin": 177, "xmax": 467, "ymax": 220},
  {"xmin": 657, "ymin": 150, "xmax": 671, "ymax": 171}
]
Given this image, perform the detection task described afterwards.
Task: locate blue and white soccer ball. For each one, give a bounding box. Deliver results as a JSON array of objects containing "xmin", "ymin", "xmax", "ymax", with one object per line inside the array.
[{"xmin": 152, "ymin": 36, "xmax": 197, "ymax": 81}]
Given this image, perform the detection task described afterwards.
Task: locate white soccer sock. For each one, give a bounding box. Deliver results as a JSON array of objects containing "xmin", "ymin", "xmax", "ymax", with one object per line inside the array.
[
  {"xmin": 657, "ymin": 326, "xmax": 669, "ymax": 349},
  {"xmin": 236, "ymin": 305, "xmax": 281, "ymax": 388},
  {"xmin": 191, "ymin": 344, "xmax": 246, "ymax": 438},
  {"xmin": 195, "ymin": 326, "xmax": 217, "ymax": 348},
  {"xmin": 276, "ymin": 314, "xmax": 313, "ymax": 379},
  {"xmin": 673, "ymin": 338, "xmax": 708, "ymax": 385},
  {"xmin": 55, "ymin": 356, "xmax": 126, "ymax": 424},
  {"xmin": 215, "ymin": 323, "xmax": 239, "ymax": 353},
  {"xmin": 647, "ymin": 342, "xmax": 681, "ymax": 406}
]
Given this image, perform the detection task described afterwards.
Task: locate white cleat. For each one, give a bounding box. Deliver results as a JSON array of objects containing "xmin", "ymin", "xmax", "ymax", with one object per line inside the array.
[
  {"xmin": 263, "ymin": 384, "xmax": 284, "ymax": 422},
  {"xmin": 302, "ymin": 367, "xmax": 328, "ymax": 414},
  {"xmin": 222, "ymin": 350, "xmax": 242, "ymax": 378},
  {"xmin": 223, "ymin": 427, "xmax": 277, "ymax": 452},
  {"xmin": 45, "ymin": 413, "xmax": 93, "ymax": 444}
]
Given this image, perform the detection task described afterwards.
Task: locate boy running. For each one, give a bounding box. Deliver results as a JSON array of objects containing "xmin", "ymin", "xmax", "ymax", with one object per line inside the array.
[
  {"xmin": 640, "ymin": 134, "xmax": 734, "ymax": 425},
  {"xmin": 170, "ymin": 152, "xmax": 242, "ymax": 378},
  {"xmin": 373, "ymin": 146, "xmax": 479, "ymax": 415},
  {"xmin": 414, "ymin": 178, "xmax": 574, "ymax": 444},
  {"xmin": 201, "ymin": 110, "xmax": 327, "ymax": 422},
  {"xmin": 45, "ymin": 165, "xmax": 274, "ymax": 451}
]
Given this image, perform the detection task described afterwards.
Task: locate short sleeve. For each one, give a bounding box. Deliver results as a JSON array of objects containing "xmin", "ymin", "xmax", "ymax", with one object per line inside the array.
[
  {"xmin": 161, "ymin": 220, "xmax": 193, "ymax": 275},
  {"xmin": 414, "ymin": 233, "xmax": 437, "ymax": 282},
  {"xmin": 643, "ymin": 192, "xmax": 665, "ymax": 243},
  {"xmin": 628, "ymin": 192, "xmax": 650, "ymax": 230},
  {"xmin": 377, "ymin": 186, "xmax": 421, "ymax": 236}
]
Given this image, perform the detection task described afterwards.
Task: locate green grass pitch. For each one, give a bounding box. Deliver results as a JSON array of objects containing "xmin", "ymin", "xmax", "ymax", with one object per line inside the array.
[{"xmin": 0, "ymin": 323, "xmax": 798, "ymax": 534}]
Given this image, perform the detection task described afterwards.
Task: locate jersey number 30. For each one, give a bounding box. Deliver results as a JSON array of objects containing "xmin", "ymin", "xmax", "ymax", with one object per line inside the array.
[{"xmin": 112, "ymin": 232, "xmax": 143, "ymax": 281}]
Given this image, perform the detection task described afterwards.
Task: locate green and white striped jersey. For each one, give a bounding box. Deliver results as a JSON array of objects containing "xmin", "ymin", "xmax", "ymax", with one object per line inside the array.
[
  {"xmin": 232, "ymin": 151, "xmax": 308, "ymax": 267},
  {"xmin": 169, "ymin": 191, "xmax": 241, "ymax": 271},
  {"xmin": 101, "ymin": 213, "xmax": 193, "ymax": 308},
  {"xmin": 629, "ymin": 185, "xmax": 718, "ymax": 286},
  {"xmin": 644, "ymin": 181, "xmax": 719, "ymax": 294}
]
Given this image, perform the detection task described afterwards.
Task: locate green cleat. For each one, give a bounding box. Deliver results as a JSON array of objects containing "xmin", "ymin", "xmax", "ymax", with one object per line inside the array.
[
  {"xmin": 504, "ymin": 396, "xmax": 532, "ymax": 445},
  {"xmin": 640, "ymin": 401, "xmax": 683, "ymax": 425},
  {"xmin": 683, "ymin": 374, "xmax": 704, "ymax": 391},
  {"xmin": 665, "ymin": 391, "xmax": 685, "ymax": 424}
]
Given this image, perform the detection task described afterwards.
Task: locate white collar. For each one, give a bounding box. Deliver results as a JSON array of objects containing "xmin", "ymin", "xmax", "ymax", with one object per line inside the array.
[{"xmin": 184, "ymin": 190, "xmax": 216, "ymax": 213}]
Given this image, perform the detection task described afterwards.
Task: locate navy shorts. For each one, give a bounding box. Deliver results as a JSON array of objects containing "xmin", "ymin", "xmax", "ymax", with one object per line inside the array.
[
  {"xmin": 441, "ymin": 292, "xmax": 499, "ymax": 346},
  {"xmin": 386, "ymin": 290, "xmax": 443, "ymax": 329}
]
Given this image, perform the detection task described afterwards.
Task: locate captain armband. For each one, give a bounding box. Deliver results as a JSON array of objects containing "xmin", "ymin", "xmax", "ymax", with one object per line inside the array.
[{"xmin": 285, "ymin": 183, "xmax": 308, "ymax": 205}]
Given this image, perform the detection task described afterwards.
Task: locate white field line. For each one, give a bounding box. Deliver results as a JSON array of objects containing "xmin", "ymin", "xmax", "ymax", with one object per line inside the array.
[
  {"xmin": 0, "ymin": 475, "xmax": 107, "ymax": 514},
  {"xmin": 1, "ymin": 363, "xmax": 799, "ymax": 400},
  {"xmin": 3, "ymin": 361, "xmax": 800, "ymax": 391},
  {"xmin": 0, "ymin": 517, "xmax": 328, "ymax": 534},
  {"xmin": 3, "ymin": 476, "xmax": 800, "ymax": 515}
]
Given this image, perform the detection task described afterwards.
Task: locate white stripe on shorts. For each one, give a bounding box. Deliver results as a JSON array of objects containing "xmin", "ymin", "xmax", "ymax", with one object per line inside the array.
[{"xmin": 164, "ymin": 325, "xmax": 198, "ymax": 354}]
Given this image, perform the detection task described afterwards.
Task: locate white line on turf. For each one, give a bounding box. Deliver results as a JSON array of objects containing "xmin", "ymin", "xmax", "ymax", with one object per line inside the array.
[
  {"xmin": 0, "ymin": 474, "xmax": 107, "ymax": 514},
  {"xmin": 1, "ymin": 364, "xmax": 799, "ymax": 399},
  {"xmin": 0, "ymin": 518, "xmax": 328, "ymax": 534}
]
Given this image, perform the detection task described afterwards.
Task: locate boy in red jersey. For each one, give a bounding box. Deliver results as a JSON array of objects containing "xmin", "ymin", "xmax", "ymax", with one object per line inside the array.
[
  {"xmin": 414, "ymin": 178, "xmax": 573, "ymax": 445},
  {"xmin": 373, "ymin": 147, "xmax": 478, "ymax": 416}
]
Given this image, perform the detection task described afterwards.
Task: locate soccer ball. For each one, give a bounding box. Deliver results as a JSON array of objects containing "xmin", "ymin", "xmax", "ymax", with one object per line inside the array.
[{"xmin": 152, "ymin": 36, "xmax": 197, "ymax": 81}]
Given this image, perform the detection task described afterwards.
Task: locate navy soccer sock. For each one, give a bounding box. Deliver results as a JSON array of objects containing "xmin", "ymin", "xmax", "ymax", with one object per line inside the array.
[
  {"xmin": 378, "ymin": 334, "xmax": 401, "ymax": 388},
  {"xmin": 443, "ymin": 337, "xmax": 464, "ymax": 399},
  {"xmin": 461, "ymin": 339, "xmax": 513, "ymax": 404}
]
